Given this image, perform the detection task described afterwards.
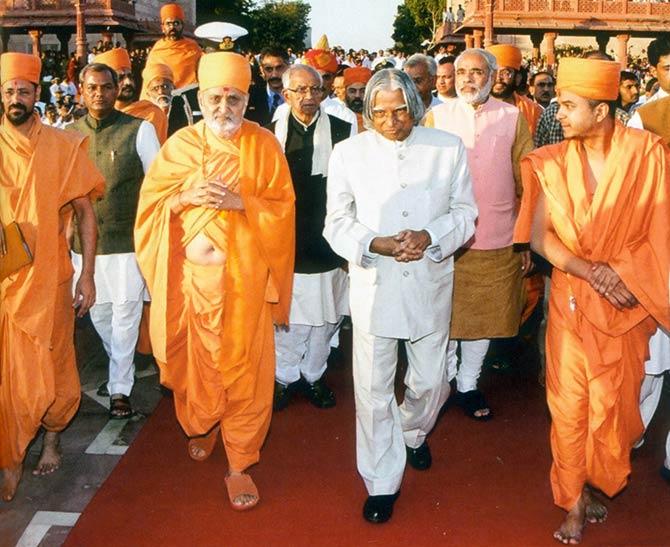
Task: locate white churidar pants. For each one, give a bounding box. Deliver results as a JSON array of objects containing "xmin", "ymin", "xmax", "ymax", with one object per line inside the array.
[
  {"xmin": 353, "ymin": 326, "xmax": 451, "ymax": 495},
  {"xmin": 275, "ymin": 319, "xmax": 343, "ymax": 385},
  {"xmin": 446, "ymin": 339, "xmax": 490, "ymax": 393}
]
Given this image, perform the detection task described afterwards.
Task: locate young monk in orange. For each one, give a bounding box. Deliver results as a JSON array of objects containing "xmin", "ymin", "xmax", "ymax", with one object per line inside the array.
[
  {"xmin": 134, "ymin": 52, "xmax": 295, "ymax": 511},
  {"xmin": 527, "ymin": 58, "xmax": 670, "ymax": 544},
  {"xmin": 0, "ymin": 53, "xmax": 103, "ymax": 501}
]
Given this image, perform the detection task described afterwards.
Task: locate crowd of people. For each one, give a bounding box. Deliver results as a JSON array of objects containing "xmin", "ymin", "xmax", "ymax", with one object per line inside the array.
[{"xmin": 1, "ymin": 2, "xmax": 670, "ymax": 544}]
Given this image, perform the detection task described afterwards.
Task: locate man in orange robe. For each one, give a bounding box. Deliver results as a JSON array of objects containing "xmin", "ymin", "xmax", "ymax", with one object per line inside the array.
[
  {"xmin": 343, "ymin": 66, "xmax": 373, "ymax": 132},
  {"xmin": 527, "ymin": 58, "xmax": 670, "ymax": 544},
  {"xmin": 0, "ymin": 53, "xmax": 103, "ymax": 501},
  {"xmin": 144, "ymin": 3, "xmax": 202, "ymax": 91},
  {"xmin": 96, "ymin": 48, "xmax": 168, "ymax": 144},
  {"xmin": 134, "ymin": 52, "xmax": 295, "ymax": 511}
]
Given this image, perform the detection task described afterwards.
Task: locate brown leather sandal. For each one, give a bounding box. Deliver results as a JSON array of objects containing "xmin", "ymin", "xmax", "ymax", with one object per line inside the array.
[
  {"xmin": 224, "ymin": 472, "xmax": 259, "ymax": 511},
  {"xmin": 109, "ymin": 395, "xmax": 132, "ymax": 420},
  {"xmin": 187, "ymin": 426, "xmax": 219, "ymax": 462}
]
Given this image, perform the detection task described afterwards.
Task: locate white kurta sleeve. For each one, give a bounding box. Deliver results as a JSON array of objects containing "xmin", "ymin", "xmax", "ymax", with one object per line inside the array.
[
  {"xmin": 324, "ymin": 144, "xmax": 380, "ymax": 267},
  {"xmin": 136, "ymin": 120, "xmax": 161, "ymax": 174},
  {"xmin": 627, "ymin": 111, "xmax": 643, "ymax": 130},
  {"xmin": 423, "ymin": 139, "xmax": 478, "ymax": 260}
]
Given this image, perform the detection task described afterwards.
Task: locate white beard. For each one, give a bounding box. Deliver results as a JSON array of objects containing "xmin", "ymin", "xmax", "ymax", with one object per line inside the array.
[
  {"xmin": 457, "ymin": 77, "xmax": 494, "ymax": 105},
  {"xmin": 205, "ymin": 118, "xmax": 242, "ymax": 139}
]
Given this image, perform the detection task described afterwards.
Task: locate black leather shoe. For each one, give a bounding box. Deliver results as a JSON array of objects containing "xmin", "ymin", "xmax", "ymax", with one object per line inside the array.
[
  {"xmin": 660, "ymin": 465, "xmax": 670, "ymax": 483},
  {"xmin": 406, "ymin": 441, "xmax": 432, "ymax": 470},
  {"xmin": 302, "ymin": 378, "xmax": 336, "ymax": 409},
  {"xmin": 273, "ymin": 381, "xmax": 293, "ymax": 411},
  {"xmin": 363, "ymin": 491, "xmax": 400, "ymax": 523}
]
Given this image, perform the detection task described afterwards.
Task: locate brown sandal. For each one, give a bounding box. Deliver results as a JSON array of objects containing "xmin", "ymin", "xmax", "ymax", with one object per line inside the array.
[
  {"xmin": 187, "ymin": 426, "xmax": 219, "ymax": 462},
  {"xmin": 224, "ymin": 473, "xmax": 259, "ymax": 511},
  {"xmin": 109, "ymin": 395, "xmax": 133, "ymax": 420}
]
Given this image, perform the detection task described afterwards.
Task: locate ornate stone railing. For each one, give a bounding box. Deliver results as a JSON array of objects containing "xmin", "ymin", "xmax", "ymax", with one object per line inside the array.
[
  {"xmin": 0, "ymin": 0, "xmax": 135, "ymax": 16},
  {"xmin": 466, "ymin": 0, "xmax": 670, "ymax": 16}
]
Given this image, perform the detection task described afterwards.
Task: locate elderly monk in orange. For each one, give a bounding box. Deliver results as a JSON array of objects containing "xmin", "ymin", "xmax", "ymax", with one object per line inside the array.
[
  {"xmin": 488, "ymin": 44, "xmax": 543, "ymax": 136},
  {"xmin": 144, "ymin": 3, "xmax": 202, "ymax": 91},
  {"xmin": 96, "ymin": 47, "xmax": 168, "ymax": 144},
  {"xmin": 134, "ymin": 52, "xmax": 295, "ymax": 511},
  {"xmin": 0, "ymin": 53, "xmax": 103, "ymax": 501},
  {"xmin": 527, "ymin": 58, "xmax": 670, "ymax": 544}
]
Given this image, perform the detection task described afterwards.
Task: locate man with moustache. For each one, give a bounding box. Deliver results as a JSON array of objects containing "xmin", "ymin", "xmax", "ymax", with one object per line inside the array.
[
  {"xmin": 96, "ymin": 48, "xmax": 168, "ymax": 144},
  {"xmin": 343, "ymin": 66, "xmax": 373, "ymax": 132},
  {"xmin": 142, "ymin": 61, "xmax": 194, "ymax": 137},
  {"xmin": 269, "ymin": 64, "xmax": 351, "ymax": 410},
  {"xmin": 324, "ymin": 68, "xmax": 477, "ymax": 523},
  {"xmin": 487, "ymin": 45, "xmax": 543, "ymax": 137},
  {"xmin": 134, "ymin": 52, "xmax": 295, "ymax": 510},
  {"xmin": 530, "ymin": 71, "xmax": 555, "ymax": 109},
  {"xmin": 434, "ymin": 56, "xmax": 456, "ymax": 102},
  {"xmin": 425, "ymin": 49, "xmax": 532, "ymax": 421},
  {"xmin": 0, "ymin": 52, "xmax": 102, "ymax": 501},
  {"xmin": 144, "ymin": 3, "xmax": 202, "ymax": 92},
  {"xmin": 69, "ymin": 63, "xmax": 160, "ymax": 419},
  {"xmin": 403, "ymin": 54, "xmax": 441, "ymax": 110},
  {"xmin": 245, "ymin": 47, "xmax": 289, "ymax": 126}
]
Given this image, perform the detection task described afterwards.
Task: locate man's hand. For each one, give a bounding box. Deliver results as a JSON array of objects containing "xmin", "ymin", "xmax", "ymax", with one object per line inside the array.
[
  {"xmin": 73, "ymin": 273, "xmax": 96, "ymax": 318},
  {"xmin": 589, "ymin": 262, "xmax": 637, "ymax": 309},
  {"xmin": 393, "ymin": 230, "xmax": 431, "ymax": 263},
  {"xmin": 369, "ymin": 236, "xmax": 401, "ymax": 257},
  {"xmin": 179, "ymin": 178, "xmax": 244, "ymax": 211},
  {"xmin": 0, "ymin": 219, "xmax": 6, "ymax": 256},
  {"xmin": 520, "ymin": 250, "xmax": 535, "ymax": 276}
]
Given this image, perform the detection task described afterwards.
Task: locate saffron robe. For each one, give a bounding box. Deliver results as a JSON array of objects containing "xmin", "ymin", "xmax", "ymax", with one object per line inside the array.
[
  {"xmin": 514, "ymin": 92, "xmax": 543, "ymax": 137},
  {"xmin": 144, "ymin": 38, "xmax": 202, "ymax": 91},
  {"xmin": 119, "ymin": 100, "xmax": 169, "ymax": 145},
  {"xmin": 524, "ymin": 124, "xmax": 670, "ymax": 509},
  {"xmin": 0, "ymin": 114, "xmax": 104, "ymax": 467},
  {"xmin": 134, "ymin": 120, "xmax": 294, "ymax": 470}
]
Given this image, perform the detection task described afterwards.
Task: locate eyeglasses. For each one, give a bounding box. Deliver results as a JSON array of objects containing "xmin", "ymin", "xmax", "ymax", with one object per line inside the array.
[
  {"xmin": 287, "ymin": 85, "xmax": 323, "ymax": 97},
  {"xmin": 497, "ymin": 68, "xmax": 515, "ymax": 78},
  {"xmin": 371, "ymin": 105, "xmax": 410, "ymax": 121}
]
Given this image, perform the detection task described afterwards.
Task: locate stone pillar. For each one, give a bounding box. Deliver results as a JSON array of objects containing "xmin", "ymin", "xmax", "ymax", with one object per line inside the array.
[
  {"xmin": 122, "ymin": 31, "xmax": 136, "ymax": 50},
  {"xmin": 56, "ymin": 32, "xmax": 72, "ymax": 56},
  {"xmin": 484, "ymin": 0, "xmax": 495, "ymax": 48},
  {"xmin": 595, "ymin": 33, "xmax": 609, "ymax": 54},
  {"xmin": 465, "ymin": 34, "xmax": 475, "ymax": 49},
  {"xmin": 473, "ymin": 29, "xmax": 484, "ymax": 49},
  {"xmin": 616, "ymin": 34, "xmax": 630, "ymax": 67},
  {"xmin": 544, "ymin": 32, "xmax": 557, "ymax": 68},
  {"xmin": 28, "ymin": 30, "xmax": 42, "ymax": 57},
  {"xmin": 530, "ymin": 32, "xmax": 543, "ymax": 63}
]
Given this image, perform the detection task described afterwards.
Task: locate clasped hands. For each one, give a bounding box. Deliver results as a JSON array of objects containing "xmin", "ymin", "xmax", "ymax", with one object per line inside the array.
[
  {"xmin": 178, "ymin": 176, "xmax": 243, "ymax": 211},
  {"xmin": 588, "ymin": 261, "xmax": 638, "ymax": 310},
  {"xmin": 370, "ymin": 230, "xmax": 431, "ymax": 262}
]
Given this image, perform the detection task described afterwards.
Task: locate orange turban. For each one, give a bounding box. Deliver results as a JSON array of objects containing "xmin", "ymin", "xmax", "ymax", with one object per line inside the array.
[
  {"xmin": 304, "ymin": 49, "xmax": 338, "ymax": 74},
  {"xmin": 0, "ymin": 52, "xmax": 41, "ymax": 85},
  {"xmin": 142, "ymin": 62, "xmax": 174, "ymax": 85},
  {"xmin": 487, "ymin": 44, "xmax": 522, "ymax": 71},
  {"xmin": 556, "ymin": 57, "xmax": 620, "ymax": 101},
  {"xmin": 198, "ymin": 52, "xmax": 251, "ymax": 93},
  {"xmin": 160, "ymin": 3, "xmax": 185, "ymax": 22},
  {"xmin": 343, "ymin": 67, "xmax": 373, "ymax": 88},
  {"xmin": 95, "ymin": 48, "xmax": 131, "ymax": 72}
]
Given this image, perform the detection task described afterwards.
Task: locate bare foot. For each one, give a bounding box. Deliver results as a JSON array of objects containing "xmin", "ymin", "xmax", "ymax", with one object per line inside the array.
[
  {"xmin": 1, "ymin": 462, "xmax": 23, "ymax": 502},
  {"xmin": 583, "ymin": 486, "xmax": 608, "ymax": 523},
  {"xmin": 32, "ymin": 431, "xmax": 62, "ymax": 476},
  {"xmin": 225, "ymin": 470, "xmax": 259, "ymax": 510},
  {"xmin": 553, "ymin": 494, "xmax": 586, "ymax": 544}
]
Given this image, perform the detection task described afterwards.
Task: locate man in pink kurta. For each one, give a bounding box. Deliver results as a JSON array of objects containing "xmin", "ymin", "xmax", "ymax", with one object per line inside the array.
[{"xmin": 424, "ymin": 48, "xmax": 532, "ymax": 420}]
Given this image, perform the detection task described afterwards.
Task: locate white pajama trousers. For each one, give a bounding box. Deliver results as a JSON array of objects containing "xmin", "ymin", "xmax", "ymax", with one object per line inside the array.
[
  {"xmin": 275, "ymin": 319, "xmax": 342, "ymax": 385},
  {"xmin": 89, "ymin": 299, "xmax": 143, "ymax": 397},
  {"xmin": 446, "ymin": 339, "xmax": 490, "ymax": 393},
  {"xmin": 353, "ymin": 327, "xmax": 451, "ymax": 495}
]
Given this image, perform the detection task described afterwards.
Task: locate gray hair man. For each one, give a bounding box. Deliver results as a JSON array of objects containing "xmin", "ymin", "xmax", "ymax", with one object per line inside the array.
[
  {"xmin": 424, "ymin": 49, "xmax": 533, "ymax": 422},
  {"xmin": 269, "ymin": 64, "xmax": 352, "ymax": 411},
  {"xmin": 324, "ymin": 68, "xmax": 477, "ymax": 524},
  {"xmin": 403, "ymin": 53, "xmax": 440, "ymax": 110}
]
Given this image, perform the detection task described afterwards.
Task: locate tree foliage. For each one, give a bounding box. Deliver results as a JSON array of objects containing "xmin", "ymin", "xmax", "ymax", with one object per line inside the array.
[{"xmin": 393, "ymin": 0, "xmax": 444, "ymax": 52}]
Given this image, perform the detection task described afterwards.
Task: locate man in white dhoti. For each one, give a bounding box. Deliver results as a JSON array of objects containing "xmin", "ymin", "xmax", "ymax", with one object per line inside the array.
[
  {"xmin": 324, "ymin": 69, "xmax": 477, "ymax": 523},
  {"xmin": 270, "ymin": 65, "xmax": 352, "ymax": 410}
]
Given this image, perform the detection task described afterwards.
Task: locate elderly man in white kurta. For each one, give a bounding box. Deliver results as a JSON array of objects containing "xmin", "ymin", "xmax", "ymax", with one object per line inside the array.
[{"xmin": 324, "ymin": 69, "xmax": 477, "ymax": 524}]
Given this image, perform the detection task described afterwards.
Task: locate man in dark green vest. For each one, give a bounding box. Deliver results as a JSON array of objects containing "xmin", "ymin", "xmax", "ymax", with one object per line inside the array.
[{"xmin": 69, "ymin": 63, "xmax": 160, "ymax": 419}]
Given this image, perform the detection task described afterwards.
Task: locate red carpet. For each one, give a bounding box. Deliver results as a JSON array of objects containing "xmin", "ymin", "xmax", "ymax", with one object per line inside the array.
[{"xmin": 65, "ymin": 337, "xmax": 670, "ymax": 546}]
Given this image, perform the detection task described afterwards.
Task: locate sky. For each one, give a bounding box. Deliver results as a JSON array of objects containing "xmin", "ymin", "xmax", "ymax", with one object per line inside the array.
[{"xmin": 304, "ymin": 0, "xmax": 403, "ymax": 50}]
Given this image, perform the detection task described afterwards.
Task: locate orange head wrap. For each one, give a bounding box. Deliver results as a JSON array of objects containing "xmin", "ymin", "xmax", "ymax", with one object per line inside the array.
[
  {"xmin": 0, "ymin": 52, "xmax": 41, "ymax": 85},
  {"xmin": 304, "ymin": 49, "xmax": 338, "ymax": 75},
  {"xmin": 160, "ymin": 3, "xmax": 185, "ymax": 22},
  {"xmin": 556, "ymin": 57, "xmax": 620, "ymax": 101},
  {"xmin": 487, "ymin": 44, "xmax": 522, "ymax": 71},
  {"xmin": 95, "ymin": 48, "xmax": 131, "ymax": 72},
  {"xmin": 343, "ymin": 67, "xmax": 373, "ymax": 88},
  {"xmin": 198, "ymin": 52, "xmax": 251, "ymax": 93},
  {"xmin": 142, "ymin": 62, "xmax": 174, "ymax": 85}
]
